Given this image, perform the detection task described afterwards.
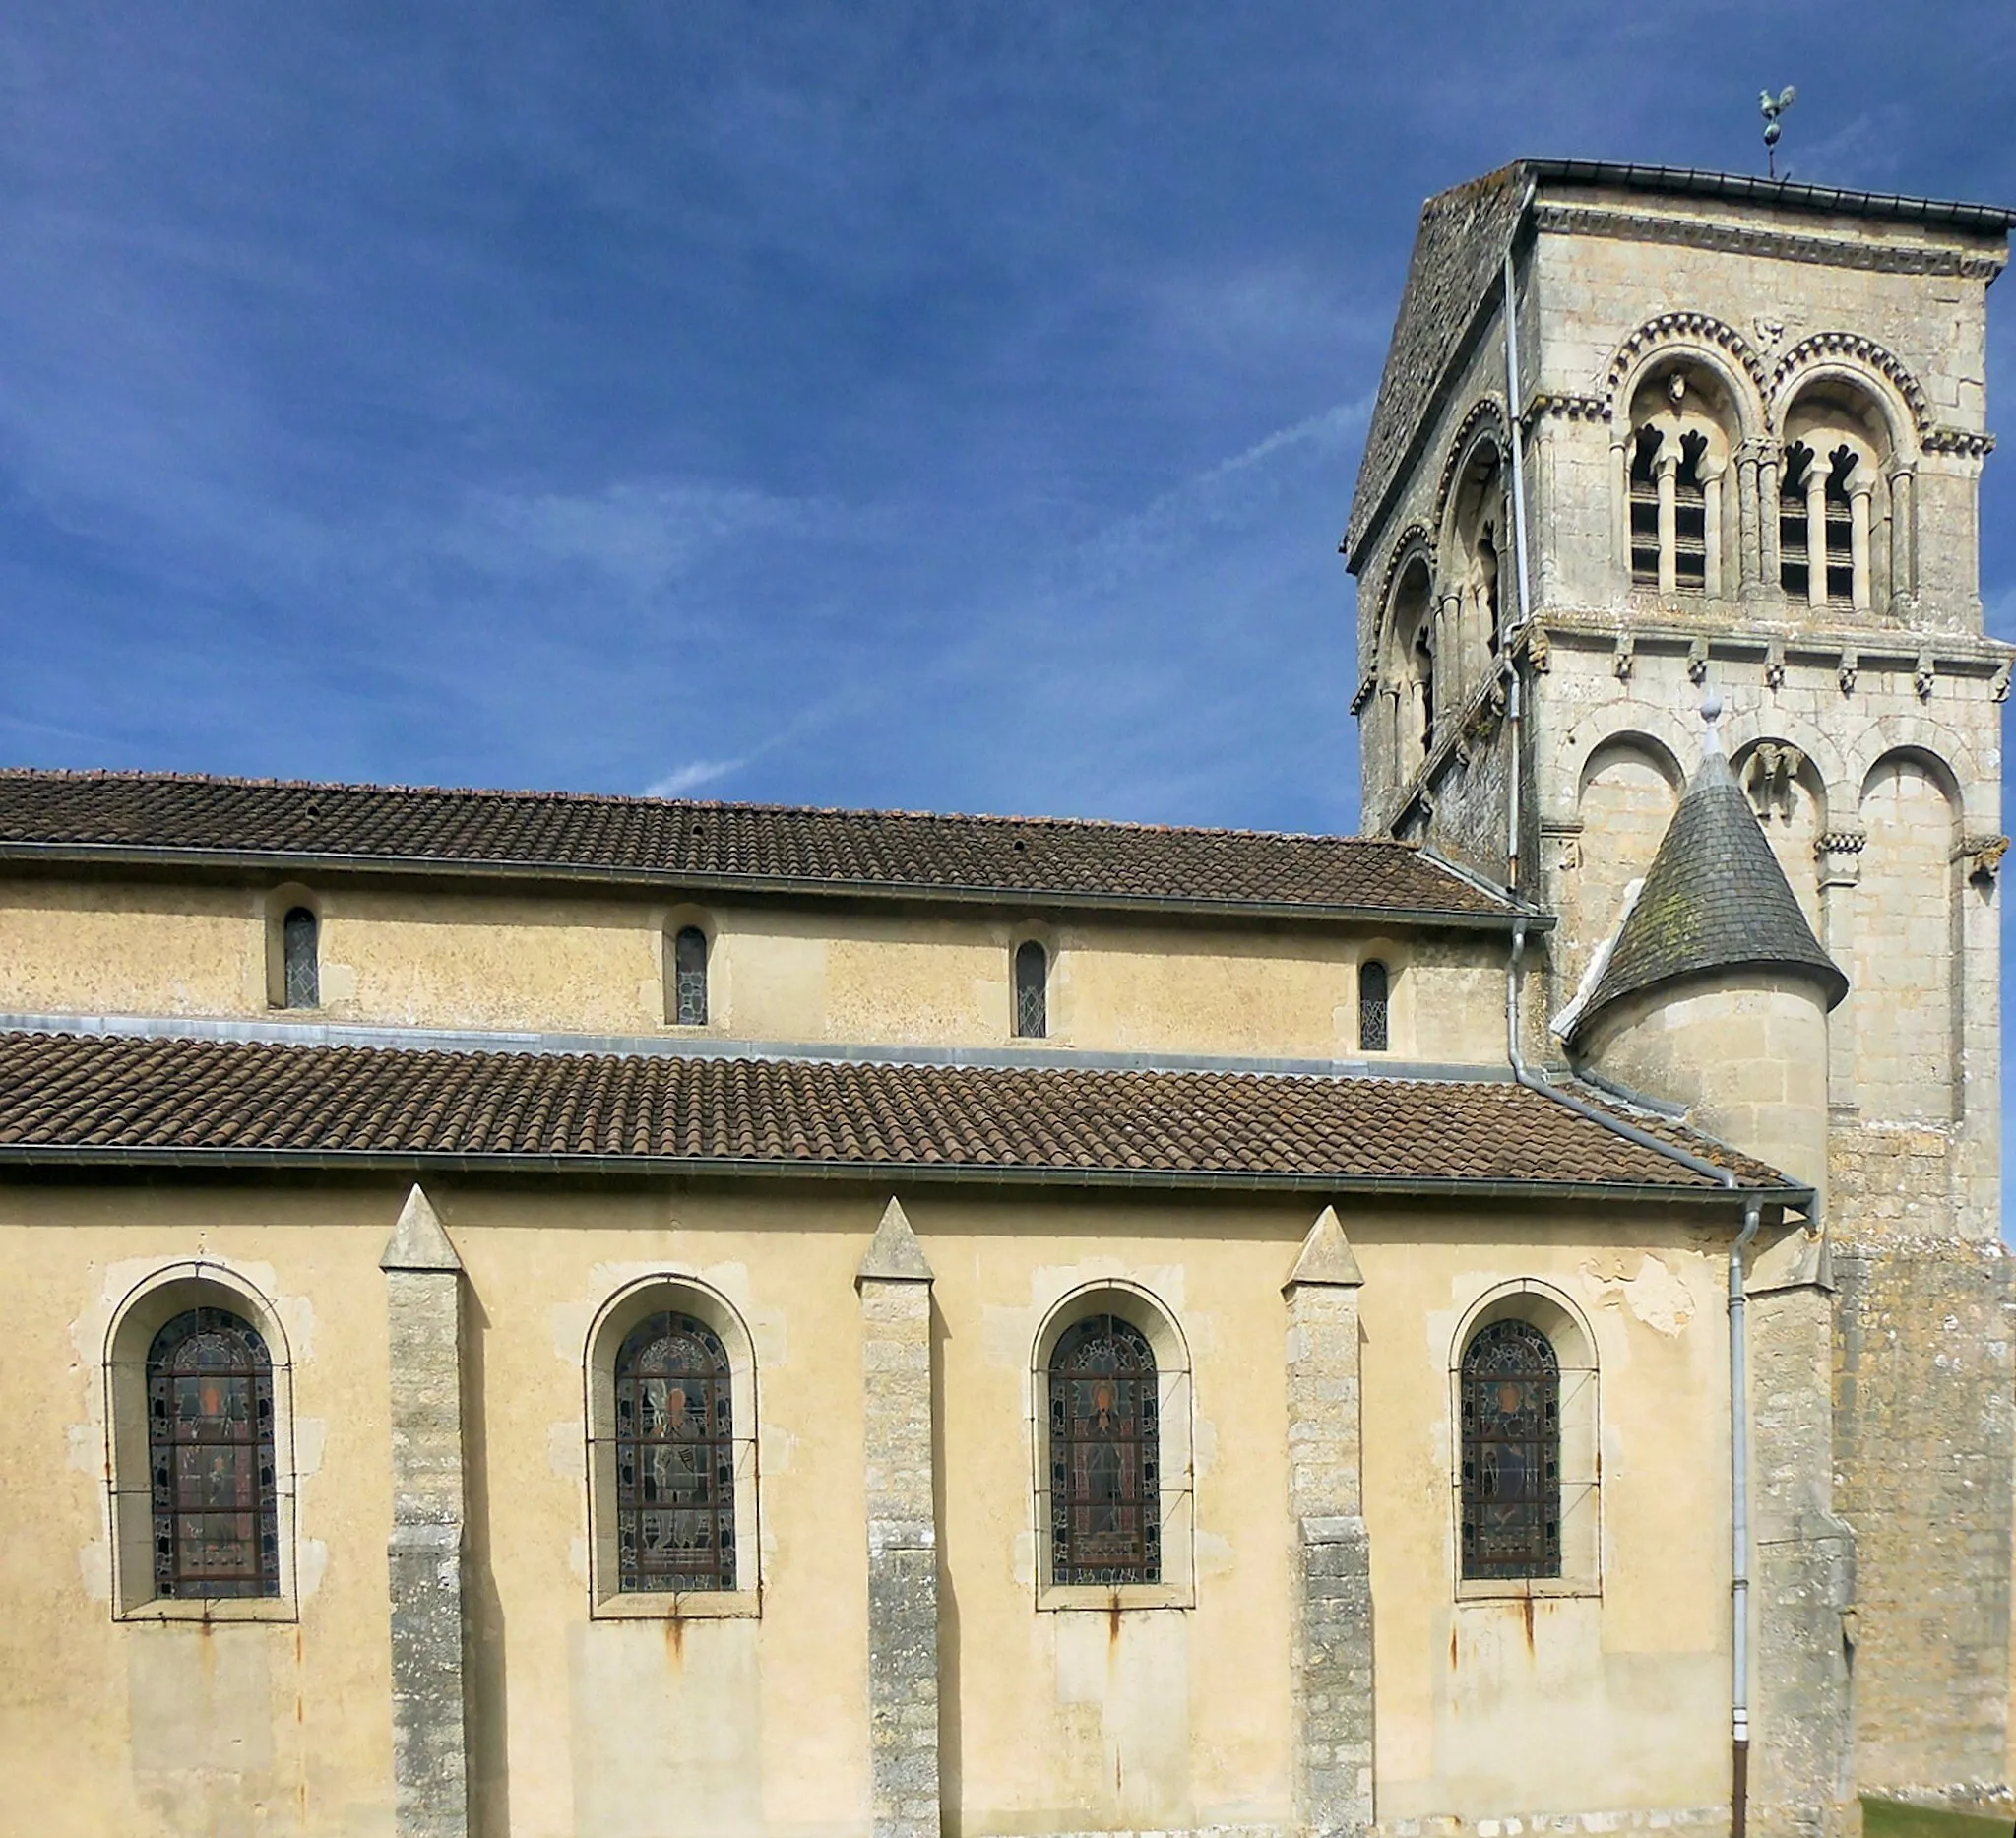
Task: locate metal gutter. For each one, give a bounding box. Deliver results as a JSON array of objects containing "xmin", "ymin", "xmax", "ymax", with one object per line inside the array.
[
  {"xmin": 0, "ymin": 1140, "xmax": 1796, "ymax": 1202},
  {"xmin": 0, "ymin": 842, "xmax": 1540, "ymax": 932},
  {"xmin": 1524, "ymin": 158, "xmax": 2016, "ymax": 232}
]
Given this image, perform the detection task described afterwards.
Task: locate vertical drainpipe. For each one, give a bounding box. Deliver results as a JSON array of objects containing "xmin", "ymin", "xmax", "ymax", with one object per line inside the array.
[
  {"xmin": 1502, "ymin": 218, "xmax": 1534, "ymax": 893},
  {"xmin": 1729, "ymin": 1197, "xmax": 1763, "ymax": 1838}
]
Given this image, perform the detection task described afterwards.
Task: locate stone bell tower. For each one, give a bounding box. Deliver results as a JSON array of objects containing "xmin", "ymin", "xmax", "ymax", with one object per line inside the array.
[{"xmin": 1346, "ymin": 161, "xmax": 2015, "ymax": 1813}]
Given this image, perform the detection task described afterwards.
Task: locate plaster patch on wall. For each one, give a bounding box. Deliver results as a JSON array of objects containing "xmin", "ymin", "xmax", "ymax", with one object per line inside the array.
[
  {"xmin": 292, "ymin": 1418, "xmax": 326, "ymax": 1480},
  {"xmin": 1583, "ymin": 1253, "xmax": 1696, "ymax": 1336},
  {"xmin": 67, "ymin": 1419, "xmax": 102, "ymax": 1476},
  {"xmin": 78, "ymin": 1537, "xmax": 111, "ymax": 1600},
  {"xmin": 1195, "ymin": 1528, "xmax": 1237, "ymax": 1578},
  {"xmin": 296, "ymin": 1538, "xmax": 329, "ymax": 1601},
  {"xmin": 549, "ymin": 1420, "xmax": 580, "ymax": 1478},
  {"xmin": 571, "ymin": 1535, "xmax": 591, "ymax": 1582},
  {"xmin": 568, "ymin": 1617, "xmax": 765, "ymax": 1837}
]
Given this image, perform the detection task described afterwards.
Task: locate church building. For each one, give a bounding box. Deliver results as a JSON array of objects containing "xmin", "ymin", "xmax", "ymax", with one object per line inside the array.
[{"xmin": 0, "ymin": 159, "xmax": 2009, "ymax": 1838}]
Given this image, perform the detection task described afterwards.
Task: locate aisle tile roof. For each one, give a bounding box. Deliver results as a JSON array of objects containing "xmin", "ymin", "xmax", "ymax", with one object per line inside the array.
[
  {"xmin": 0, "ymin": 1029, "xmax": 1793, "ymax": 1194},
  {"xmin": 0, "ymin": 770, "xmax": 1511, "ymax": 918}
]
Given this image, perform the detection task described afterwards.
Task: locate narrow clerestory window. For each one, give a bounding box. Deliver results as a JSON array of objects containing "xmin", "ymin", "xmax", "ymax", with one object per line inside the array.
[
  {"xmin": 1014, "ymin": 939, "xmax": 1048, "ymax": 1039},
  {"xmin": 282, "ymin": 907, "xmax": 319, "ymax": 1009},
  {"xmin": 673, "ymin": 926, "xmax": 709, "ymax": 1027},
  {"xmin": 1358, "ymin": 960, "xmax": 1390, "ymax": 1053}
]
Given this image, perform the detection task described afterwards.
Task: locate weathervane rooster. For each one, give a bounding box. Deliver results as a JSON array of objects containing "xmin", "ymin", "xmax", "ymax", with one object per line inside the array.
[{"xmin": 1760, "ymin": 85, "xmax": 1797, "ymax": 178}]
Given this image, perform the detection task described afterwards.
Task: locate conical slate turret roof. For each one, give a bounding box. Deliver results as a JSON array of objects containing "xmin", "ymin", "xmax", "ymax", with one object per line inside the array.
[{"xmin": 1570, "ymin": 733, "xmax": 1847, "ymax": 1039}]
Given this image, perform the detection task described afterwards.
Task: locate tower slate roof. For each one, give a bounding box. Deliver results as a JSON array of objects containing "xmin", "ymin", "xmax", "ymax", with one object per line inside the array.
[{"xmin": 1569, "ymin": 738, "xmax": 1847, "ymax": 1038}]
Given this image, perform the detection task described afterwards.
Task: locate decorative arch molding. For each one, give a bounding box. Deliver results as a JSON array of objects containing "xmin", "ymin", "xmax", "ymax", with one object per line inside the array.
[
  {"xmin": 1604, "ymin": 313, "xmax": 1770, "ymax": 433},
  {"xmin": 1845, "ymin": 718, "xmax": 1982, "ymax": 824},
  {"xmin": 1854, "ymin": 739, "xmax": 1966, "ymax": 816},
  {"xmin": 1374, "ymin": 526, "xmax": 1439, "ymax": 711},
  {"xmin": 1770, "ymin": 332, "xmax": 1930, "ymax": 443},
  {"xmin": 1431, "ymin": 398, "xmax": 1510, "ymax": 546},
  {"xmin": 1551, "ymin": 702, "xmax": 1694, "ymax": 824},
  {"xmin": 1719, "ymin": 717, "xmax": 1849, "ymax": 812},
  {"xmin": 1575, "ymin": 728, "xmax": 1686, "ymax": 801},
  {"xmin": 1374, "ymin": 522, "xmax": 1437, "ymax": 640}
]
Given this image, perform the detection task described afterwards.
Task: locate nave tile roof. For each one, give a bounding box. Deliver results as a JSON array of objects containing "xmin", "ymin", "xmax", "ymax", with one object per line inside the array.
[
  {"xmin": 0, "ymin": 1029, "xmax": 1793, "ymax": 1195},
  {"xmin": 0, "ymin": 770, "xmax": 1512, "ymax": 919}
]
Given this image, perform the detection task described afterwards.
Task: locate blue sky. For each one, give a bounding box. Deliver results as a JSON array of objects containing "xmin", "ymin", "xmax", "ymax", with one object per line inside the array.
[
  {"xmin": 4, "ymin": 3, "xmax": 2016, "ymax": 1203},
  {"xmin": 5, "ymin": 3, "xmax": 2010, "ymax": 831}
]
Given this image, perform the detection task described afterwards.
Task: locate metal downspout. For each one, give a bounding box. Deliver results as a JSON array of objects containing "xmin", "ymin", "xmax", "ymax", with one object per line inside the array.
[
  {"xmin": 1730, "ymin": 1198, "xmax": 1762, "ymax": 1838},
  {"xmin": 1502, "ymin": 243, "xmax": 1532, "ymax": 892},
  {"xmin": 1503, "ymin": 919, "xmax": 1758, "ymax": 1838},
  {"xmin": 1499, "ymin": 196, "xmax": 1755, "ymax": 1832}
]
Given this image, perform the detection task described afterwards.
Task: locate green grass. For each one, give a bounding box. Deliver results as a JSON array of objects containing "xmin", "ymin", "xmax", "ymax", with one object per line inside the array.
[{"xmin": 1861, "ymin": 1796, "xmax": 2013, "ymax": 1838}]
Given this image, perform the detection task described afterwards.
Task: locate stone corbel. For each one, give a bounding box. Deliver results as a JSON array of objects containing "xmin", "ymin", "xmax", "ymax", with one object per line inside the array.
[
  {"xmin": 1526, "ymin": 623, "xmax": 1551, "ymax": 672},
  {"xmin": 1763, "ymin": 640, "xmax": 1786, "ymax": 693},
  {"xmin": 1962, "ymin": 834, "xmax": 2009, "ymax": 885},
  {"xmin": 1837, "ymin": 649, "xmax": 1858, "ymax": 696},
  {"xmin": 1914, "ymin": 652, "xmax": 1936, "ymax": 701},
  {"xmin": 1687, "ymin": 638, "xmax": 1710, "ymax": 686},
  {"xmin": 1991, "ymin": 660, "xmax": 2011, "ymax": 704},
  {"xmin": 1612, "ymin": 632, "xmax": 1635, "ymax": 681}
]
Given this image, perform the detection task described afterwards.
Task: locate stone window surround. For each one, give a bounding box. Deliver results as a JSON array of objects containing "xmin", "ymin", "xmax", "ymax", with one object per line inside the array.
[
  {"xmin": 1448, "ymin": 1278, "xmax": 1601, "ymax": 1601},
  {"xmin": 661, "ymin": 904, "xmax": 719, "ymax": 1032},
  {"xmin": 582, "ymin": 1272, "xmax": 762, "ymax": 1619},
  {"xmin": 1030, "ymin": 1279, "xmax": 1194, "ymax": 1613},
  {"xmin": 1354, "ymin": 942, "xmax": 1409, "ymax": 1057},
  {"xmin": 264, "ymin": 881, "xmax": 321, "ymax": 1012},
  {"xmin": 104, "ymin": 1259, "xmax": 301, "ymax": 1622},
  {"xmin": 1007, "ymin": 920, "xmax": 1060, "ymax": 1046}
]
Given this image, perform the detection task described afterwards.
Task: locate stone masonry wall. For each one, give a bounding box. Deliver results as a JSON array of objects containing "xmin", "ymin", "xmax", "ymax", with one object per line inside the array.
[{"xmin": 1833, "ymin": 1241, "xmax": 2015, "ymax": 1804}]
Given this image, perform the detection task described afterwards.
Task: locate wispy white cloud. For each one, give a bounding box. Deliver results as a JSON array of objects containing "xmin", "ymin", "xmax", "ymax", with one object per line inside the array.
[{"xmin": 646, "ymin": 756, "xmax": 748, "ymax": 797}]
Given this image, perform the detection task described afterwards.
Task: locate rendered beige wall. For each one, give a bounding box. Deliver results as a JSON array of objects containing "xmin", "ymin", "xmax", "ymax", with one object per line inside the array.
[
  {"xmin": 0, "ymin": 1177, "xmax": 1747, "ymax": 1836},
  {"xmin": 0, "ymin": 1187, "xmax": 397, "ymax": 1838},
  {"xmin": 0, "ymin": 878, "xmax": 1510, "ymax": 1066}
]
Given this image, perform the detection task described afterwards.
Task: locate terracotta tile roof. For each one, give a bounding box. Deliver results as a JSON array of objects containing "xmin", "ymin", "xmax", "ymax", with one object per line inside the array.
[
  {"xmin": 0, "ymin": 1030, "xmax": 1794, "ymax": 1195},
  {"xmin": 0, "ymin": 769, "xmax": 1511, "ymax": 919}
]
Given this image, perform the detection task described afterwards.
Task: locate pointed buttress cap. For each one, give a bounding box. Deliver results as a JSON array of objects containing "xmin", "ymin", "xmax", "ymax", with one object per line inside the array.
[
  {"xmin": 380, "ymin": 1183, "xmax": 463, "ymax": 1273},
  {"xmin": 1285, "ymin": 1205, "xmax": 1364, "ymax": 1292},
  {"xmin": 857, "ymin": 1196, "xmax": 933, "ymax": 1284}
]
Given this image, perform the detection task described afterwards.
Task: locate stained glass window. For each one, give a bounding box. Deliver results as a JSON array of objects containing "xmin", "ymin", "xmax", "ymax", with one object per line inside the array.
[
  {"xmin": 1460, "ymin": 1318, "xmax": 1561, "ymax": 1580},
  {"xmin": 1014, "ymin": 940, "xmax": 1047, "ymax": 1039},
  {"xmin": 1359, "ymin": 960, "xmax": 1390, "ymax": 1053},
  {"xmin": 282, "ymin": 907, "xmax": 318, "ymax": 1009},
  {"xmin": 147, "ymin": 1308, "xmax": 281, "ymax": 1599},
  {"xmin": 614, "ymin": 1311, "xmax": 734, "ymax": 1592},
  {"xmin": 674, "ymin": 926, "xmax": 708, "ymax": 1027},
  {"xmin": 1049, "ymin": 1314, "xmax": 1158, "ymax": 1586}
]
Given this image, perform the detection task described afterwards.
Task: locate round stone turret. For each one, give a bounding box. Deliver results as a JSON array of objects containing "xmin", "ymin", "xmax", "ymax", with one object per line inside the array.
[{"xmin": 1564, "ymin": 699, "xmax": 1847, "ymax": 1196}]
